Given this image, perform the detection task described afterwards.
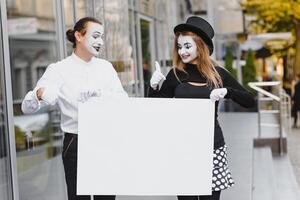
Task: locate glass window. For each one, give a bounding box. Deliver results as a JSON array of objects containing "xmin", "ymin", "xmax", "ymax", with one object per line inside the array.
[
  {"xmin": 128, "ymin": 0, "xmax": 134, "ymax": 9},
  {"xmin": 76, "ymin": 0, "xmax": 95, "ymax": 20},
  {"xmin": 135, "ymin": 0, "xmax": 155, "ymax": 17},
  {"xmin": 128, "ymin": 9, "xmax": 140, "ymax": 96},
  {"xmin": 64, "ymin": 0, "xmax": 75, "ymax": 55},
  {"xmin": 6, "ymin": 0, "xmax": 67, "ymax": 199},
  {"xmin": 103, "ymin": 0, "xmax": 136, "ymax": 96},
  {"xmin": 154, "ymin": 0, "xmax": 173, "ymax": 71},
  {"xmin": 140, "ymin": 18, "xmax": 153, "ymax": 96},
  {"xmin": 0, "ymin": 8, "xmax": 13, "ymax": 200}
]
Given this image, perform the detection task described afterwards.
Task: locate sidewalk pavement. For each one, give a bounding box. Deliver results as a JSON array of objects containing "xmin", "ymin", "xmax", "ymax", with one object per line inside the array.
[{"xmin": 287, "ymin": 127, "xmax": 300, "ymax": 187}]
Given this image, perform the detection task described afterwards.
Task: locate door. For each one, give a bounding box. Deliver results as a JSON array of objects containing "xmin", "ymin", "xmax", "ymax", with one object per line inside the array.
[{"xmin": 136, "ymin": 15, "xmax": 156, "ymax": 97}]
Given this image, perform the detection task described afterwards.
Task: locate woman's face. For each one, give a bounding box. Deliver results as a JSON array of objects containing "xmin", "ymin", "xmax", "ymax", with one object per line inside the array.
[
  {"xmin": 82, "ymin": 22, "xmax": 104, "ymax": 56},
  {"xmin": 177, "ymin": 35, "xmax": 198, "ymax": 64}
]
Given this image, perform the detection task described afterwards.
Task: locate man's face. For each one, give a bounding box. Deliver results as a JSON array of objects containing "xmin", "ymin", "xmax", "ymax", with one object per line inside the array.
[
  {"xmin": 83, "ymin": 22, "xmax": 104, "ymax": 56},
  {"xmin": 177, "ymin": 35, "xmax": 198, "ymax": 64}
]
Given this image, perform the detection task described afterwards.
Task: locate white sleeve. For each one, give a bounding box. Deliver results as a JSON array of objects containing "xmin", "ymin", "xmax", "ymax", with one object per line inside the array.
[
  {"xmin": 21, "ymin": 89, "xmax": 41, "ymax": 114},
  {"xmin": 21, "ymin": 64, "xmax": 63, "ymax": 114},
  {"xmin": 36, "ymin": 64, "xmax": 63, "ymax": 90}
]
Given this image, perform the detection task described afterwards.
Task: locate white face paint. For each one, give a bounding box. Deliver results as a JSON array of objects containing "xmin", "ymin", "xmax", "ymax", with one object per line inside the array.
[
  {"xmin": 84, "ymin": 23, "xmax": 104, "ymax": 56},
  {"xmin": 177, "ymin": 35, "xmax": 198, "ymax": 64}
]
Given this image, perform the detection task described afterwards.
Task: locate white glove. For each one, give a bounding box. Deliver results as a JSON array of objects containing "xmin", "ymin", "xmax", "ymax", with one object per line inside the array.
[
  {"xmin": 41, "ymin": 85, "xmax": 59, "ymax": 105},
  {"xmin": 78, "ymin": 87, "xmax": 101, "ymax": 103},
  {"xmin": 21, "ymin": 91, "xmax": 40, "ymax": 114},
  {"xmin": 210, "ymin": 88, "xmax": 228, "ymax": 102},
  {"xmin": 150, "ymin": 61, "xmax": 166, "ymax": 89}
]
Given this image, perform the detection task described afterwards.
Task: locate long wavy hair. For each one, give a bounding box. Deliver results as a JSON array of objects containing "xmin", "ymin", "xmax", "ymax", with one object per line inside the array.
[{"xmin": 172, "ymin": 31, "xmax": 222, "ymax": 88}]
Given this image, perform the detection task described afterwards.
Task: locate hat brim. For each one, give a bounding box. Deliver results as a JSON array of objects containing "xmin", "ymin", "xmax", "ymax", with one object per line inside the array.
[{"xmin": 174, "ymin": 24, "xmax": 214, "ymax": 55}]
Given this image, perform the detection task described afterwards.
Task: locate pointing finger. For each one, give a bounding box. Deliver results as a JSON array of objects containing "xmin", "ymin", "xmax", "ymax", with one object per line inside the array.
[{"xmin": 155, "ymin": 61, "xmax": 161, "ymax": 72}]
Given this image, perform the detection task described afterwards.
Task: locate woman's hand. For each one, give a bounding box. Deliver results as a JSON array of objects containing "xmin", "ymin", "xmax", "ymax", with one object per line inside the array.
[
  {"xmin": 210, "ymin": 88, "xmax": 227, "ymax": 102},
  {"xmin": 150, "ymin": 61, "xmax": 166, "ymax": 89}
]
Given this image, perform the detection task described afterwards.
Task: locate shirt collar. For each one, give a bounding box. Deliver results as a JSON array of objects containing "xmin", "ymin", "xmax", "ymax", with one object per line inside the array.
[{"xmin": 71, "ymin": 52, "xmax": 95, "ymax": 66}]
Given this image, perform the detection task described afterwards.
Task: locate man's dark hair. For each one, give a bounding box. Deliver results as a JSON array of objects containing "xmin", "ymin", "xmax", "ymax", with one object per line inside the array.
[{"xmin": 66, "ymin": 17, "xmax": 102, "ymax": 48}]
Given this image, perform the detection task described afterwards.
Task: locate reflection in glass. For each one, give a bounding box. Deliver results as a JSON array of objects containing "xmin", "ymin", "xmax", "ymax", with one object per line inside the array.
[
  {"xmin": 64, "ymin": 0, "xmax": 75, "ymax": 55},
  {"xmin": 0, "ymin": 13, "xmax": 12, "ymax": 199},
  {"xmin": 104, "ymin": 0, "xmax": 136, "ymax": 96},
  {"xmin": 135, "ymin": 0, "xmax": 155, "ymax": 16},
  {"xmin": 77, "ymin": 0, "xmax": 95, "ymax": 20},
  {"xmin": 6, "ymin": 0, "xmax": 66, "ymax": 199},
  {"xmin": 140, "ymin": 19, "xmax": 152, "ymax": 96},
  {"xmin": 128, "ymin": 9, "xmax": 140, "ymax": 96},
  {"xmin": 155, "ymin": 0, "xmax": 172, "ymax": 66}
]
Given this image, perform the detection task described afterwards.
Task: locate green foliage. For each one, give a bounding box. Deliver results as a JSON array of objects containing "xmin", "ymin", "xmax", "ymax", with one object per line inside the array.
[
  {"xmin": 242, "ymin": 0, "xmax": 300, "ymax": 33},
  {"xmin": 224, "ymin": 46, "xmax": 237, "ymax": 79},
  {"xmin": 242, "ymin": 0, "xmax": 300, "ymax": 75},
  {"xmin": 14, "ymin": 126, "xmax": 26, "ymax": 151},
  {"xmin": 243, "ymin": 49, "xmax": 257, "ymax": 91}
]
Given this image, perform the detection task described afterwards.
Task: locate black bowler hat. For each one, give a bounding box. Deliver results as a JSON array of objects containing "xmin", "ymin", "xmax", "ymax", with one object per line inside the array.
[{"xmin": 174, "ymin": 16, "xmax": 214, "ymax": 55}]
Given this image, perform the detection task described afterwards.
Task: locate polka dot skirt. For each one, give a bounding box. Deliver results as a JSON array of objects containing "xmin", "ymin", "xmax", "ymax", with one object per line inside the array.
[{"xmin": 211, "ymin": 145, "xmax": 234, "ymax": 191}]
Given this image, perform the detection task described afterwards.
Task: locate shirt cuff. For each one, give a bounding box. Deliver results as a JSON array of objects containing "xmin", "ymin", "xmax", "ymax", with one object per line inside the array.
[{"xmin": 224, "ymin": 87, "xmax": 233, "ymax": 99}]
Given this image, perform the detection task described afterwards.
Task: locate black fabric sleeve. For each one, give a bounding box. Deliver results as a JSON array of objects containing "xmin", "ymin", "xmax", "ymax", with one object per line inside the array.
[
  {"xmin": 148, "ymin": 69, "xmax": 180, "ymax": 98},
  {"xmin": 216, "ymin": 66, "xmax": 256, "ymax": 108}
]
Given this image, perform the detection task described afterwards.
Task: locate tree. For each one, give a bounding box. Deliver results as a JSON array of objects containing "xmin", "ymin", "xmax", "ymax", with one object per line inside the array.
[
  {"xmin": 243, "ymin": 49, "xmax": 257, "ymax": 91},
  {"xmin": 242, "ymin": 0, "xmax": 300, "ymax": 77},
  {"xmin": 224, "ymin": 46, "xmax": 237, "ymax": 79}
]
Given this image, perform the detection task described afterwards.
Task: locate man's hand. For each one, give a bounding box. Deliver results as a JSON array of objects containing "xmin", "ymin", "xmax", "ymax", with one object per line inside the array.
[
  {"xmin": 36, "ymin": 86, "xmax": 59, "ymax": 105},
  {"xmin": 36, "ymin": 88, "xmax": 45, "ymax": 100}
]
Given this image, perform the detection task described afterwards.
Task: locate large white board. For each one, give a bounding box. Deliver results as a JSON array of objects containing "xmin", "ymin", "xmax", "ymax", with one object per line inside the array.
[{"xmin": 77, "ymin": 98, "xmax": 215, "ymax": 196}]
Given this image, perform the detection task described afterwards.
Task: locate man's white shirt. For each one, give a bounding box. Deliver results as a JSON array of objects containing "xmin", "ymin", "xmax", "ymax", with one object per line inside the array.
[{"xmin": 21, "ymin": 53, "xmax": 128, "ymax": 134}]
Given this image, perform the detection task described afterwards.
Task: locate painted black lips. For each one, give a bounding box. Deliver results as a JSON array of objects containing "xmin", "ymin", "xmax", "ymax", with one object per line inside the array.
[{"xmin": 94, "ymin": 46, "xmax": 101, "ymax": 52}]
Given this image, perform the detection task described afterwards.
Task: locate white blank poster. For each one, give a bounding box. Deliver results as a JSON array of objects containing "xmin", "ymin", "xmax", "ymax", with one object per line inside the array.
[{"xmin": 77, "ymin": 98, "xmax": 215, "ymax": 196}]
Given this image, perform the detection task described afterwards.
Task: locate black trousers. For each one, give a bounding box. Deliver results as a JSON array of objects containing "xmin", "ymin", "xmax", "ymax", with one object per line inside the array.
[
  {"xmin": 62, "ymin": 133, "xmax": 116, "ymax": 200},
  {"xmin": 292, "ymin": 106, "xmax": 299, "ymax": 126},
  {"xmin": 178, "ymin": 191, "xmax": 221, "ymax": 200}
]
